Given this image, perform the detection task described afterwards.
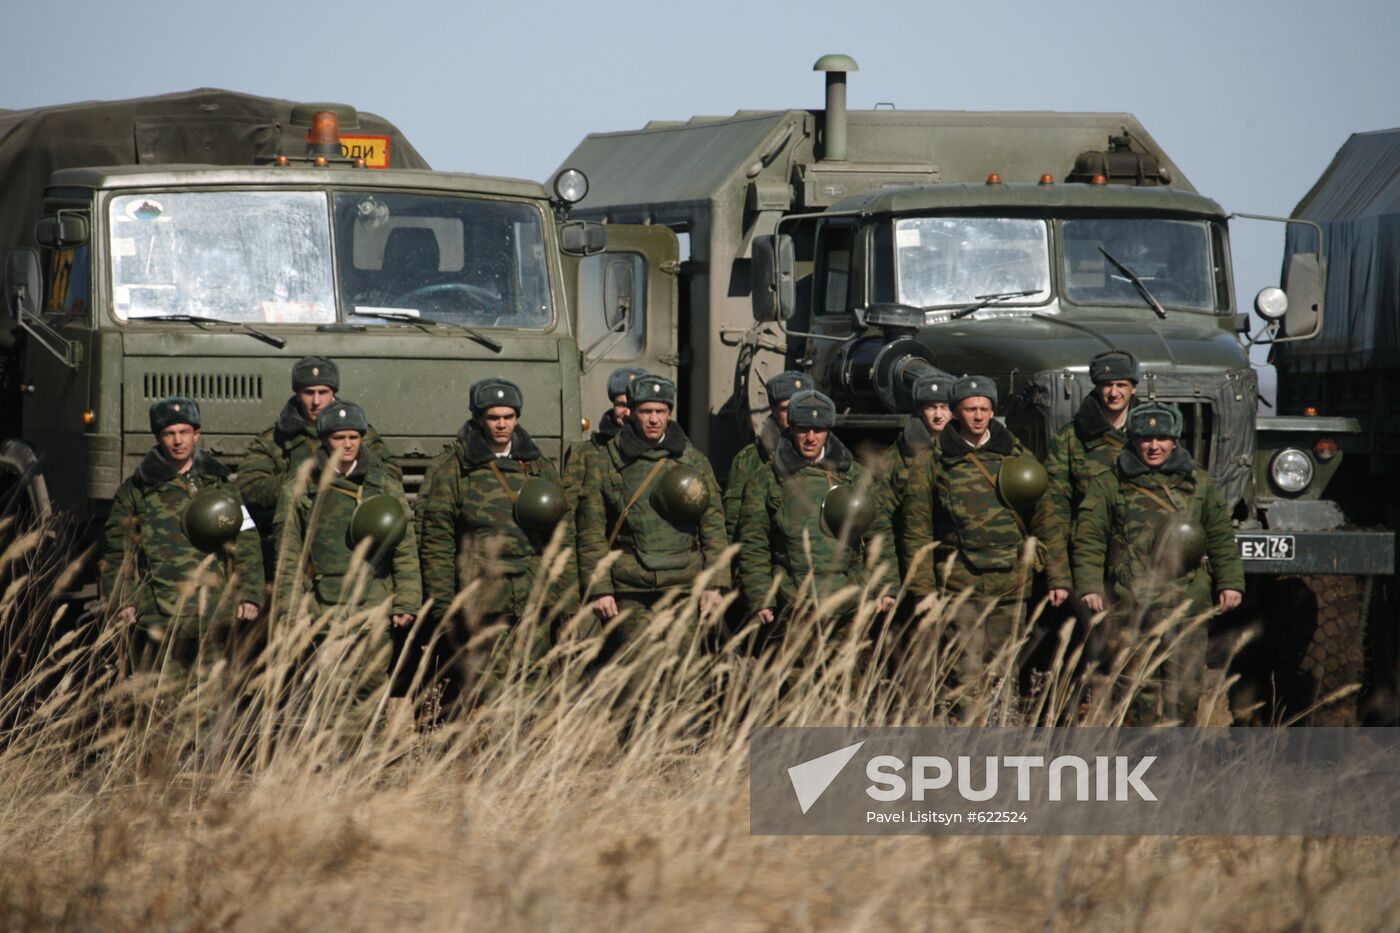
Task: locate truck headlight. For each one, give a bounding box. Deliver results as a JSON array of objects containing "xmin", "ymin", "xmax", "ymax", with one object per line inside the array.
[{"xmin": 1269, "ymin": 448, "xmax": 1314, "ymax": 494}]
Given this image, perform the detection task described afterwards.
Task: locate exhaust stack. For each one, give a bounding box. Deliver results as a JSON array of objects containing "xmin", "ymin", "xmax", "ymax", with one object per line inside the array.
[{"xmin": 814, "ymin": 54, "xmax": 858, "ymax": 162}]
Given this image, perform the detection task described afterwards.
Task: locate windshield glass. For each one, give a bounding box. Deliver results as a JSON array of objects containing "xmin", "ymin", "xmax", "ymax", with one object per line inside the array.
[
  {"xmin": 894, "ymin": 217, "xmax": 1051, "ymax": 309},
  {"xmin": 109, "ymin": 191, "xmax": 336, "ymax": 323},
  {"xmin": 1061, "ymin": 218, "xmax": 1215, "ymax": 312},
  {"xmin": 334, "ymin": 192, "xmax": 552, "ymax": 329}
]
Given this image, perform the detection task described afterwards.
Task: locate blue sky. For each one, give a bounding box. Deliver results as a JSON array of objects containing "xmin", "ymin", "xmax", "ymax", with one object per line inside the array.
[{"xmin": 5, "ymin": 0, "xmax": 1397, "ymax": 334}]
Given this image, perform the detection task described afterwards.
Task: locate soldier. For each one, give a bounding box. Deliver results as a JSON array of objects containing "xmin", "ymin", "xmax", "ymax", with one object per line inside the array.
[
  {"xmin": 102, "ymin": 397, "xmax": 263, "ymax": 670},
  {"xmin": 900, "ymin": 375, "xmax": 1051, "ymax": 673},
  {"xmin": 877, "ymin": 370, "xmax": 954, "ymax": 579},
  {"xmin": 417, "ymin": 378, "xmax": 567, "ymax": 699},
  {"xmin": 273, "ymin": 401, "xmax": 420, "ymax": 628},
  {"xmin": 737, "ymin": 389, "xmax": 896, "ymax": 626},
  {"xmin": 1036, "ymin": 349, "xmax": 1140, "ymax": 607},
  {"xmin": 576, "ymin": 374, "xmax": 730, "ymax": 626},
  {"xmin": 1072, "ymin": 401, "xmax": 1244, "ymax": 721},
  {"xmin": 238, "ymin": 356, "xmax": 396, "ymax": 518},
  {"xmin": 724, "ymin": 371, "xmax": 808, "ymax": 538}
]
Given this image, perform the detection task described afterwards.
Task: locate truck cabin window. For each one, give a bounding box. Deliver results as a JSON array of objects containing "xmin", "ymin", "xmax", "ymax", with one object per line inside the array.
[
  {"xmin": 336, "ymin": 193, "xmax": 552, "ymax": 329},
  {"xmin": 893, "ymin": 217, "xmax": 1051, "ymax": 313},
  {"xmin": 109, "ymin": 191, "xmax": 336, "ymax": 323},
  {"xmin": 1061, "ymin": 218, "xmax": 1216, "ymax": 312}
]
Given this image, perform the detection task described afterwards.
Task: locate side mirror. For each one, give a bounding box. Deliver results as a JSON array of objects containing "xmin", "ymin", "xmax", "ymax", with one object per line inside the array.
[
  {"xmin": 560, "ymin": 220, "xmax": 607, "ymax": 257},
  {"xmin": 4, "ymin": 249, "xmax": 41, "ymax": 323},
  {"xmin": 751, "ymin": 233, "xmax": 795, "ymax": 322},
  {"xmin": 34, "ymin": 211, "xmax": 89, "ymax": 249},
  {"xmin": 1281, "ymin": 252, "xmax": 1324, "ymax": 340}
]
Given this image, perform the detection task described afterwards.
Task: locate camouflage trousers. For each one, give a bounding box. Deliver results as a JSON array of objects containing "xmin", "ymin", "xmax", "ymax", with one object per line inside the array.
[
  {"xmin": 1128, "ymin": 613, "xmax": 1214, "ymax": 725},
  {"xmin": 938, "ymin": 560, "xmax": 1033, "ymax": 682}
]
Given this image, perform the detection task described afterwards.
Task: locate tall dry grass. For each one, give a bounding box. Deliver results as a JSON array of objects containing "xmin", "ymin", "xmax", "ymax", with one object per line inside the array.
[{"xmin": 0, "ymin": 518, "xmax": 1391, "ymax": 932}]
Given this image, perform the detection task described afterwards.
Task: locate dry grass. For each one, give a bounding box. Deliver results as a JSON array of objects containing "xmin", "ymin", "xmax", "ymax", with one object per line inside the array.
[{"xmin": 0, "ymin": 521, "xmax": 1392, "ymax": 932}]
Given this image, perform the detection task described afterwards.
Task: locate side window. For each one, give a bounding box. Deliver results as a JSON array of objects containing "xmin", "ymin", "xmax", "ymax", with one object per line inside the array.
[
  {"xmin": 1211, "ymin": 223, "xmax": 1231, "ymax": 312},
  {"xmin": 817, "ymin": 224, "xmax": 855, "ymax": 315},
  {"xmin": 43, "ymin": 244, "xmax": 90, "ymax": 320},
  {"xmin": 577, "ymin": 251, "xmax": 647, "ymax": 360},
  {"xmin": 872, "ymin": 223, "xmax": 895, "ymax": 304}
]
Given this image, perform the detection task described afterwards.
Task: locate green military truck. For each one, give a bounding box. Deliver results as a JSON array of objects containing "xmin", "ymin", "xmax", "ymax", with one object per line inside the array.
[
  {"xmin": 0, "ymin": 89, "xmax": 663, "ymax": 538},
  {"xmin": 557, "ymin": 56, "xmax": 1394, "ymax": 720}
]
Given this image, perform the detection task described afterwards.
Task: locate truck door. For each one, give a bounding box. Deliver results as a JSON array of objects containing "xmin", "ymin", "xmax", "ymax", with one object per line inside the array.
[{"xmin": 573, "ymin": 224, "xmax": 679, "ymax": 415}]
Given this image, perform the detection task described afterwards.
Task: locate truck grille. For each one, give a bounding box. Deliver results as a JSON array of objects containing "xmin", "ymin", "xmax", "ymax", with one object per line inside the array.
[
  {"xmin": 142, "ymin": 372, "xmax": 264, "ymax": 402},
  {"xmin": 1162, "ymin": 399, "xmax": 1214, "ymax": 469}
]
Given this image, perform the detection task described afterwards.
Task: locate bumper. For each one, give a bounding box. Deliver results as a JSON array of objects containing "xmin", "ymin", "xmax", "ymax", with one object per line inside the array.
[{"xmin": 1237, "ymin": 529, "xmax": 1395, "ymax": 575}]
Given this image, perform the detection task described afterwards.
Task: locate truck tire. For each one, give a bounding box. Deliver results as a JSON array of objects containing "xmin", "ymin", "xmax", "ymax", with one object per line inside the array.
[{"xmin": 1295, "ymin": 574, "xmax": 1368, "ymax": 725}]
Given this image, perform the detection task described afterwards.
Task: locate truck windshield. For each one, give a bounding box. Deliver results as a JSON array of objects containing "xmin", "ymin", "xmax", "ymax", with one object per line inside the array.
[
  {"xmin": 1061, "ymin": 218, "xmax": 1215, "ymax": 312},
  {"xmin": 109, "ymin": 191, "xmax": 336, "ymax": 323},
  {"xmin": 334, "ymin": 192, "xmax": 553, "ymax": 329},
  {"xmin": 894, "ymin": 217, "xmax": 1051, "ymax": 309}
]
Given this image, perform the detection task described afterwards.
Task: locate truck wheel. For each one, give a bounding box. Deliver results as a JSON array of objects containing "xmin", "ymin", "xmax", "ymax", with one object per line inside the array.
[{"xmin": 1295, "ymin": 574, "xmax": 1368, "ymax": 725}]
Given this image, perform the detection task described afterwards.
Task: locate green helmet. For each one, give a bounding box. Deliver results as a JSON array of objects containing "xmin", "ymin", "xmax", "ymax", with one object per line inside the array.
[
  {"xmin": 997, "ymin": 455, "xmax": 1049, "ymax": 512},
  {"xmin": 820, "ymin": 484, "xmax": 876, "ymax": 541},
  {"xmin": 181, "ymin": 487, "xmax": 243, "ymax": 554},
  {"xmin": 1153, "ymin": 513, "xmax": 1208, "ymax": 573},
  {"xmin": 348, "ymin": 495, "xmax": 408, "ymax": 561},
  {"xmin": 649, "ymin": 463, "xmax": 710, "ymax": 526},
  {"xmin": 513, "ymin": 477, "xmax": 567, "ymax": 533}
]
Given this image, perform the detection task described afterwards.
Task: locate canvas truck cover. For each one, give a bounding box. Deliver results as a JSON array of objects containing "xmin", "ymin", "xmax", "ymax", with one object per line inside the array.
[
  {"xmin": 0, "ymin": 88, "xmax": 430, "ymax": 258},
  {"xmin": 1279, "ymin": 128, "xmax": 1400, "ymax": 373}
]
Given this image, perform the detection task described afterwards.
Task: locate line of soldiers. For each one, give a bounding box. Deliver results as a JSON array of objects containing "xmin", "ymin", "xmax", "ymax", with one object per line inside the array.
[{"xmin": 101, "ymin": 350, "xmax": 1245, "ymax": 720}]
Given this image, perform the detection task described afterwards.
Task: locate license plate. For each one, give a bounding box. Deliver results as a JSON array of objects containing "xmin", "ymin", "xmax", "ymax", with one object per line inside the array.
[
  {"xmin": 339, "ymin": 135, "xmax": 390, "ymax": 168},
  {"xmin": 1238, "ymin": 534, "xmax": 1296, "ymax": 561}
]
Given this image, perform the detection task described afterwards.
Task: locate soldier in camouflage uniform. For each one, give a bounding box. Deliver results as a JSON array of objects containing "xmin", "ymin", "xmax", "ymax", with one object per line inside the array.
[
  {"xmin": 724, "ymin": 371, "xmax": 807, "ymax": 538},
  {"xmin": 576, "ymin": 374, "xmax": 730, "ymax": 626},
  {"xmin": 103, "ymin": 397, "xmax": 263, "ymax": 670},
  {"xmin": 1035, "ymin": 349, "xmax": 1140, "ymax": 607},
  {"xmin": 737, "ymin": 390, "xmax": 896, "ymax": 625},
  {"xmin": 273, "ymin": 401, "xmax": 420, "ymax": 626},
  {"xmin": 1072, "ymin": 401, "xmax": 1244, "ymax": 721},
  {"xmin": 238, "ymin": 356, "xmax": 396, "ymax": 520},
  {"xmin": 876, "ymin": 370, "xmax": 954, "ymax": 580},
  {"xmin": 900, "ymin": 375, "xmax": 1052, "ymax": 673},
  {"xmin": 417, "ymin": 378, "xmax": 566, "ymax": 700}
]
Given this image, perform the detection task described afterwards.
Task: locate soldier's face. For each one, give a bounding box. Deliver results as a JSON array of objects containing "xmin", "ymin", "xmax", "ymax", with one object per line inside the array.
[
  {"xmin": 1096, "ymin": 379, "xmax": 1135, "ymax": 413},
  {"xmin": 633, "ymin": 402, "xmax": 670, "ymax": 442},
  {"xmin": 1135, "ymin": 436, "xmax": 1175, "ymax": 467},
  {"xmin": 326, "ymin": 429, "xmax": 363, "ymax": 467},
  {"xmin": 774, "ymin": 400, "xmax": 791, "ymax": 430},
  {"xmin": 918, "ymin": 402, "xmax": 952, "ymax": 434},
  {"xmin": 157, "ymin": 424, "xmax": 199, "ymax": 464},
  {"xmin": 792, "ymin": 426, "xmax": 828, "ymax": 460},
  {"xmin": 478, "ymin": 407, "xmax": 518, "ymax": 448},
  {"xmin": 955, "ymin": 397, "xmax": 994, "ymax": 436},
  {"xmin": 297, "ymin": 385, "xmax": 336, "ymax": 420},
  {"xmin": 610, "ymin": 394, "xmax": 630, "ymax": 424}
]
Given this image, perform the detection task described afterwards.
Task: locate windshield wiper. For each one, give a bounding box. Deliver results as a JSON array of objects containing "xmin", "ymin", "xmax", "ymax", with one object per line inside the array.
[
  {"xmin": 134, "ymin": 314, "xmax": 286, "ymax": 349},
  {"xmin": 350, "ymin": 309, "xmax": 502, "ymax": 354},
  {"xmin": 1097, "ymin": 246, "xmax": 1168, "ymax": 320},
  {"xmin": 946, "ymin": 290, "xmax": 1040, "ymax": 320}
]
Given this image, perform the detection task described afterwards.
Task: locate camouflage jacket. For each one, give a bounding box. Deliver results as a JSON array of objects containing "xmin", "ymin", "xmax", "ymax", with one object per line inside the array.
[
  {"xmin": 875, "ymin": 416, "xmax": 936, "ymax": 578},
  {"xmin": 576, "ymin": 420, "xmax": 731, "ymax": 597},
  {"xmin": 1035, "ymin": 395, "xmax": 1130, "ymax": 587},
  {"xmin": 900, "ymin": 421, "xmax": 1055, "ymax": 593},
  {"xmin": 273, "ymin": 448, "xmax": 421, "ymax": 615},
  {"xmin": 1072, "ymin": 446, "xmax": 1245, "ymax": 615},
  {"xmin": 737, "ymin": 433, "xmax": 894, "ymax": 610},
  {"xmin": 418, "ymin": 422, "xmax": 565, "ymax": 616},
  {"xmin": 722, "ymin": 416, "xmax": 782, "ymax": 538},
  {"xmin": 102, "ymin": 448, "xmax": 263, "ymax": 624},
  {"xmin": 237, "ymin": 397, "xmax": 396, "ymax": 514},
  {"xmin": 560, "ymin": 408, "xmax": 624, "ymax": 600}
]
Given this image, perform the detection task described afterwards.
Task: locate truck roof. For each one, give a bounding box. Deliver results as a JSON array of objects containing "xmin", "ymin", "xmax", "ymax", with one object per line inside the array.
[{"xmin": 831, "ymin": 182, "xmax": 1225, "ymax": 217}]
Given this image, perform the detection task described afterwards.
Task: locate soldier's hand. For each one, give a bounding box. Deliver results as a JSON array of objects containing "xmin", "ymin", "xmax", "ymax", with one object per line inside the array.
[
  {"xmin": 592, "ymin": 596, "xmax": 619, "ymax": 620},
  {"xmin": 1082, "ymin": 593, "xmax": 1105, "ymax": 613},
  {"xmin": 116, "ymin": 606, "xmax": 137, "ymax": 626},
  {"xmin": 756, "ymin": 608, "xmax": 775, "ymax": 624},
  {"xmin": 391, "ymin": 613, "xmax": 416, "ymax": 628},
  {"xmin": 1048, "ymin": 588, "xmax": 1070, "ymax": 607},
  {"xmin": 875, "ymin": 595, "xmax": 897, "ymax": 613},
  {"xmin": 1216, "ymin": 589, "xmax": 1242, "ymax": 612},
  {"xmin": 699, "ymin": 589, "xmax": 724, "ymax": 615},
  {"xmin": 237, "ymin": 601, "xmax": 261, "ymax": 622}
]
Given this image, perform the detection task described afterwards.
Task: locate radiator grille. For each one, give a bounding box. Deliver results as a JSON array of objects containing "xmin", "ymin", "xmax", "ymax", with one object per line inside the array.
[
  {"xmin": 1161, "ymin": 399, "xmax": 1214, "ymax": 469},
  {"xmin": 142, "ymin": 372, "xmax": 263, "ymax": 402}
]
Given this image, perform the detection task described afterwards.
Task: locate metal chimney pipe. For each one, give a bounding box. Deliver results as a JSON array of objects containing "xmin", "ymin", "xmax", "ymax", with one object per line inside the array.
[{"xmin": 813, "ymin": 54, "xmax": 859, "ymax": 162}]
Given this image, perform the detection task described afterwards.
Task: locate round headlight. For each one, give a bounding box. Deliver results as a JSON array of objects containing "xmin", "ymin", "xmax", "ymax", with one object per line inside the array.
[
  {"xmin": 1269, "ymin": 447, "xmax": 1314, "ymax": 495},
  {"xmin": 553, "ymin": 168, "xmax": 589, "ymax": 204},
  {"xmin": 1254, "ymin": 286, "xmax": 1288, "ymax": 321}
]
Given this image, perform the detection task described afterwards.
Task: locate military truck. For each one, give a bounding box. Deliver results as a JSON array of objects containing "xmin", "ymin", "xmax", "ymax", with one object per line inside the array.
[
  {"xmin": 557, "ymin": 56, "xmax": 1394, "ymax": 719},
  {"xmin": 0, "ymin": 89, "xmax": 640, "ymax": 534}
]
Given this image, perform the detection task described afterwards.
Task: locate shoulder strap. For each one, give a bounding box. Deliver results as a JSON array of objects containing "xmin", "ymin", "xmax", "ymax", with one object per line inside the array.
[
  {"xmin": 488, "ymin": 460, "xmax": 519, "ymax": 504},
  {"xmin": 967, "ymin": 452, "xmax": 1029, "ymax": 536},
  {"xmin": 1126, "ymin": 478, "xmax": 1183, "ymax": 514},
  {"xmin": 607, "ymin": 459, "xmax": 668, "ymax": 550}
]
